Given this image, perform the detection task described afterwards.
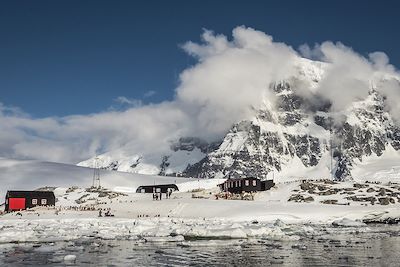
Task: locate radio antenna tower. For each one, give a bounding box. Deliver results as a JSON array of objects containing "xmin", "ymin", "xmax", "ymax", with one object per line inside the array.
[
  {"xmin": 92, "ymin": 157, "xmax": 101, "ymax": 188},
  {"xmin": 330, "ymin": 128, "xmax": 334, "ymax": 180}
]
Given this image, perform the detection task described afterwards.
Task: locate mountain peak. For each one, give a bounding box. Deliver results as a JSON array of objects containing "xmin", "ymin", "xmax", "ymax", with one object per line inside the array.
[{"xmin": 78, "ymin": 57, "xmax": 400, "ymax": 182}]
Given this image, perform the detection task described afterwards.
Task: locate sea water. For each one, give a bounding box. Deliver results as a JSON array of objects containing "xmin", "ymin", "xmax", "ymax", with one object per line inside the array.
[{"xmin": 0, "ymin": 224, "xmax": 399, "ymax": 266}]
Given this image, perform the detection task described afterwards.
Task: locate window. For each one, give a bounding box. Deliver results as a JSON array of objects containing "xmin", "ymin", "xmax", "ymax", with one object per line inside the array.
[
  {"xmin": 41, "ymin": 199, "xmax": 47, "ymax": 205},
  {"xmin": 239, "ymin": 180, "xmax": 241, "ymax": 187},
  {"xmin": 245, "ymin": 180, "xmax": 249, "ymax": 186},
  {"xmin": 32, "ymin": 199, "xmax": 38, "ymax": 205},
  {"xmin": 252, "ymin": 180, "xmax": 257, "ymax": 186}
]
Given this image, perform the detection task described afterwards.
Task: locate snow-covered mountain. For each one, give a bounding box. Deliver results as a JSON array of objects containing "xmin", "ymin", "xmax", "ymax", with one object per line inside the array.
[
  {"xmin": 78, "ymin": 137, "xmax": 219, "ymax": 177},
  {"xmin": 78, "ymin": 58, "xmax": 400, "ymax": 181}
]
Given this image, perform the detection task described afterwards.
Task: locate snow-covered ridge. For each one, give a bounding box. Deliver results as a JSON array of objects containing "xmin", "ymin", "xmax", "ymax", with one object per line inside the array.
[{"xmin": 77, "ymin": 138, "xmax": 210, "ymax": 176}]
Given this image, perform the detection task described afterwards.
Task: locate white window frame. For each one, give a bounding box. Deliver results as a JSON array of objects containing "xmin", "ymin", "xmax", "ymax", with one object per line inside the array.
[
  {"xmin": 41, "ymin": 199, "xmax": 47, "ymax": 205},
  {"xmin": 32, "ymin": 198, "xmax": 38, "ymax": 205},
  {"xmin": 245, "ymin": 180, "xmax": 249, "ymax": 186},
  {"xmin": 253, "ymin": 180, "xmax": 257, "ymax": 186}
]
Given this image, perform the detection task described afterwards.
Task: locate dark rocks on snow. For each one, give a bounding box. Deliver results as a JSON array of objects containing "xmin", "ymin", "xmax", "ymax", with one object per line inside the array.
[{"xmin": 288, "ymin": 194, "xmax": 314, "ymax": 203}]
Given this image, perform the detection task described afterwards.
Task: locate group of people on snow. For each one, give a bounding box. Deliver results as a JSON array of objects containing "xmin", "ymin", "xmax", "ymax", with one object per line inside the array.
[
  {"xmin": 98, "ymin": 208, "xmax": 114, "ymax": 217},
  {"xmin": 152, "ymin": 188, "xmax": 173, "ymax": 201}
]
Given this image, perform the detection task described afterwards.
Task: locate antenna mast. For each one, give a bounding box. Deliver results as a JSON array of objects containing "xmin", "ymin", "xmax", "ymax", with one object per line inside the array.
[
  {"xmin": 330, "ymin": 128, "xmax": 333, "ymax": 180},
  {"xmin": 92, "ymin": 157, "xmax": 101, "ymax": 188}
]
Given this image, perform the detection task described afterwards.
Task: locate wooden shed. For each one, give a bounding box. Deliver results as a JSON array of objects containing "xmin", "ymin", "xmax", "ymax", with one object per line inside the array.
[
  {"xmin": 261, "ymin": 180, "xmax": 275, "ymax": 191},
  {"xmin": 219, "ymin": 177, "xmax": 275, "ymax": 194},
  {"xmin": 136, "ymin": 184, "xmax": 179, "ymax": 193},
  {"xmin": 5, "ymin": 191, "xmax": 56, "ymax": 212}
]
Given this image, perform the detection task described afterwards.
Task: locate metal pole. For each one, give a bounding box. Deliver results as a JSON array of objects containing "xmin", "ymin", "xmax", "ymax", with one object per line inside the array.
[
  {"xmin": 330, "ymin": 129, "xmax": 333, "ymax": 180},
  {"xmin": 92, "ymin": 157, "xmax": 101, "ymax": 189}
]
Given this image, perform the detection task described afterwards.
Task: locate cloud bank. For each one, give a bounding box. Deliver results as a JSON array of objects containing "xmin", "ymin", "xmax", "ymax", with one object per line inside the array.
[{"xmin": 1, "ymin": 26, "xmax": 399, "ymax": 163}]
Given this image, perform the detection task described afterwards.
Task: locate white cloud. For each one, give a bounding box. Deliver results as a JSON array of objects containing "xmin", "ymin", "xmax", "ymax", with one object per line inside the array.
[
  {"xmin": 299, "ymin": 41, "xmax": 400, "ymax": 117},
  {"xmin": 178, "ymin": 26, "xmax": 299, "ymax": 138},
  {"xmin": 114, "ymin": 96, "xmax": 143, "ymax": 107},
  {"xmin": 143, "ymin": 90, "xmax": 156, "ymax": 98},
  {"xmin": 1, "ymin": 26, "xmax": 400, "ymax": 164}
]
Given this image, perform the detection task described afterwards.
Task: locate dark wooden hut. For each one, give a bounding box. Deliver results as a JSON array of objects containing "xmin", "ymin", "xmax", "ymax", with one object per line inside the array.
[
  {"xmin": 136, "ymin": 184, "xmax": 179, "ymax": 193},
  {"xmin": 219, "ymin": 178, "xmax": 275, "ymax": 193},
  {"xmin": 261, "ymin": 180, "xmax": 275, "ymax": 191},
  {"xmin": 5, "ymin": 191, "xmax": 56, "ymax": 212}
]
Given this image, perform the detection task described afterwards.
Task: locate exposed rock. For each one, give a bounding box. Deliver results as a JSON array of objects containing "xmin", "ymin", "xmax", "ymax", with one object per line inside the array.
[
  {"xmin": 170, "ymin": 137, "xmax": 220, "ymax": 154},
  {"xmin": 353, "ymin": 183, "xmax": 369, "ymax": 189},
  {"xmin": 378, "ymin": 197, "xmax": 392, "ymax": 205},
  {"xmin": 378, "ymin": 188, "xmax": 387, "ymax": 196},
  {"xmin": 158, "ymin": 155, "xmax": 170, "ymax": 176},
  {"xmin": 317, "ymin": 185, "xmax": 329, "ymax": 191},
  {"xmin": 332, "ymin": 218, "xmax": 366, "ymax": 227},
  {"xmin": 343, "ymin": 188, "xmax": 357, "ymax": 192},
  {"xmin": 288, "ymin": 194, "xmax": 314, "ymax": 203},
  {"xmin": 300, "ymin": 182, "xmax": 317, "ymax": 191},
  {"xmin": 320, "ymin": 199, "xmax": 338, "ymax": 205},
  {"xmin": 320, "ymin": 189, "xmax": 339, "ymax": 195},
  {"xmin": 345, "ymin": 196, "xmax": 376, "ymax": 204},
  {"xmin": 66, "ymin": 186, "xmax": 78, "ymax": 193},
  {"xmin": 304, "ymin": 196, "xmax": 314, "ymax": 202},
  {"xmin": 75, "ymin": 194, "xmax": 90, "ymax": 204}
]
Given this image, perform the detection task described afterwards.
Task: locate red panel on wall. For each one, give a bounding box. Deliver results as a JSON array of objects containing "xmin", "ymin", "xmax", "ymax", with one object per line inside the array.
[{"xmin": 9, "ymin": 198, "xmax": 26, "ymax": 210}]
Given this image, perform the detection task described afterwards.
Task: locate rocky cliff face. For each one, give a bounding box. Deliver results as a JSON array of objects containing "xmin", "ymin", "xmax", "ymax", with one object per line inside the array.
[
  {"xmin": 184, "ymin": 80, "xmax": 329, "ymax": 179},
  {"xmin": 78, "ymin": 59, "xmax": 400, "ymax": 181},
  {"xmin": 186, "ymin": 82, "xmax": 400, "ymax": 180},
  {"xmin": 333, "ymin": 91, "xmax": 400, "ymax": 179}
]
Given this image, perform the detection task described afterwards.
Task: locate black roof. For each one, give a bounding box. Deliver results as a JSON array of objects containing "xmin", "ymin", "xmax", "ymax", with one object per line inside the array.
[
  {"xmin": 225, "ymin": 177, "xmax": 261, "ymax": 181},
  {"xmin": 6, "ymin": 191, "xmax": 55, "ymax": 198},
  {"xmin": 137, "ymin": 184, "xmax": 178, "ymax": 188}
]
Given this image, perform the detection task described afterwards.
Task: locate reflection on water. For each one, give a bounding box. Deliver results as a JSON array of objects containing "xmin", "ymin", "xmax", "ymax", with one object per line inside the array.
[{"xmin": 0, "ymin": 224, "xmax": 399, "ymax": 266}]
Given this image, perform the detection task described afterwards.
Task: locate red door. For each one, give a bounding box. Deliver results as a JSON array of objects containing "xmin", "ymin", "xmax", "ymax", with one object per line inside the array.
[{"xmin": 9, "ymin": 198, "xmax": 26, "ymax": 210}]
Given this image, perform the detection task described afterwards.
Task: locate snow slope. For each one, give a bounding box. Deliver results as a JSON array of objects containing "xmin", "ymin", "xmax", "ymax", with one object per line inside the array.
[
  {"xmin": 352, "ymin": 145, "xmax": 400, "ymax": 183},
  {"xmin": 1, "ymin": 157, "xmax": 400, "ymax": 244},
  {"xmin": 0, "ymin": 159, "xmax": 205, "ymax": 199},
  {"xmin": 1, "ymin": 180, "xmax": 400, "ymax": 243}
]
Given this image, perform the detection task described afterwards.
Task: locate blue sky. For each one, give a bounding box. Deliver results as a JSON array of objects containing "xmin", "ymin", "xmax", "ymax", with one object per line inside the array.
[{"xmin": 1, "ymin": 0, "xmax": 400, "ymax": 117}]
